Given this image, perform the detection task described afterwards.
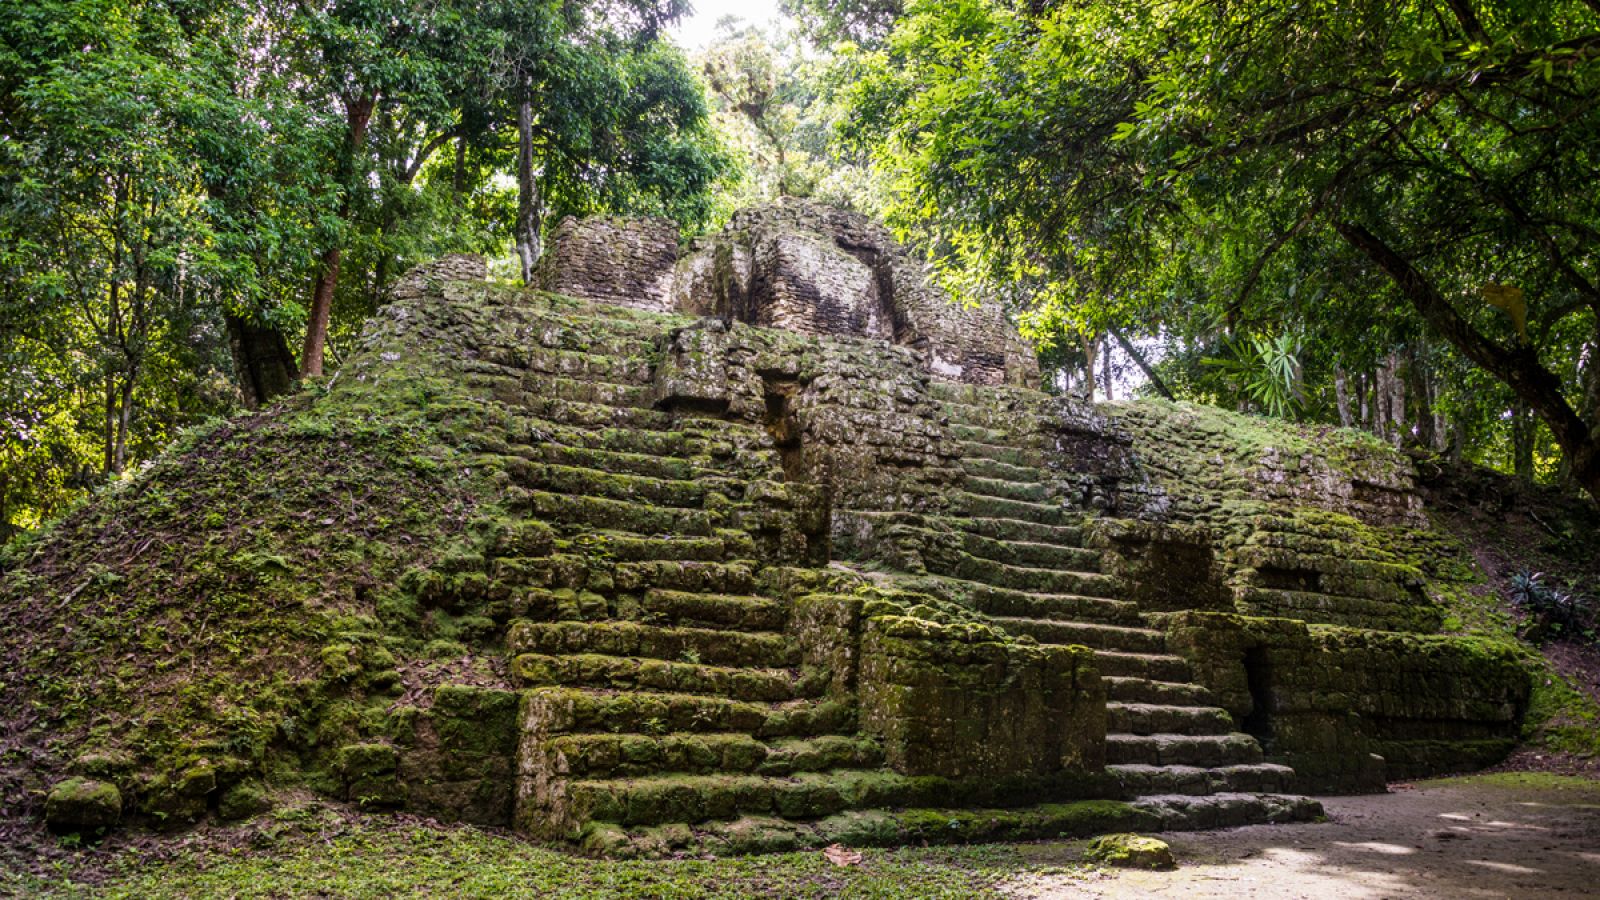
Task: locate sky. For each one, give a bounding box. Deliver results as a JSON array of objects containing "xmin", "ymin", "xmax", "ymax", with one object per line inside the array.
[{"xmin": 668, "ymin": 0, "xmax": 787, "ymax": 51}]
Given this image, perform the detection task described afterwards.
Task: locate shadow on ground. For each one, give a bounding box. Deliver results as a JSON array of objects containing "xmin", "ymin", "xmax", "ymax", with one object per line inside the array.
[{"xmin": 1004, "ymin": 773, "xmax": 1600, "ymax": 898}]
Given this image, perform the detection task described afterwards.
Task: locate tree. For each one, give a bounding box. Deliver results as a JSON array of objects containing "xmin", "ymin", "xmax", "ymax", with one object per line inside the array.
[{"xmin": 846, "ymin": 0, "xmax": 1600, "ymax": 502}]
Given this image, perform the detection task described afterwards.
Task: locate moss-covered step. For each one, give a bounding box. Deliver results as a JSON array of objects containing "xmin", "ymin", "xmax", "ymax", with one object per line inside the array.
[
  {"xmin": 523, "ymin": 443, "xmax": 698, "ymax": 481},
  {"xmin": 1092, "ymin": 651, "xmax": 1193, "ymax": 681},
  {"xmin": 638, "ymin": 589, "xmax": 788, "ymax": 631},
  {"xmin": 1107, "ymin": 762, "xmax": 1296, "ymax": 796},
  {"xmin": 512, "ymin": 489, "xmax": 720, "ymax": 536},
  {"xmin": 520, "ymin": 373, "xmax": 655, "ymax": 409},
  {"xmin": 520, "ymin": 687, "xmax": 855, "ymax": 739},
  {"xmin": 539, "ymin": 733, "xmax": 884, "ymax": 779},
  {"xmin": 955, "ymin": 515, "xmax": 1086, "ymax": 547},
  {"xmin": 511, "ymin": 653, "xmax": 811, "ymax": 703},
  {"xmin": 1235, "ymin": 586, "xmax": 1440, "ymax": 632},
  {"xmin": 951, "ymin": 437, "xmax": 1049, "ymax": 468},
  {"xmin": 959, "ymin": 474, "xmax": 1053, "ymax": 504},
  {"xmin": 559, "ymin": 767, "xmax": 1117, "ymax": 830},
  {"xmin": 506, "ymin": 620, "xmax": 796, "ymax": 668},
  {"xmin": 990, "ymin": 617, "xmax": 1166, "ymax": 652},
  {"xmin": 507, "ymin": 460, "xmax": 714, "ymax": 508},
  {"xmin": 1105, "ymin": 732, "xmax": 1264, "ymax": 768},
  {"xmin": 1129, "ymin": 791, "xmax": 1322, "ymax": 830},
  {"xmin": 582, "ymin": 798, "xmax": 1157, "ymax": 857},
  {"xmin": 957, "ymin": 532, "xmax": 1103, "ymax": 571},
  {"xmin": 507, "ymin": 395, "xmax": 676, "ymax": 431},
  {"xmin": 521, "ymin": 346, "xmax": 653, "ymax": 384},
  {"xmin": 958, "ymin": 456, "xmax": 1044, "ymax": 484},
  {"xmin": 612, "ymin": 560, "xmax": 759, "ymax": 594},
  {"xmin": 949, "ymin": 491, "xmax": 1074, "ymax": 526},
  {"xmin": 1105, "ymin": 702, "xmax": 1235, "ymax": 736},
  {"xmin": 554, "ymin": 532, "xmax": 739, "ymax": 563},
  {"xmin": 1103, "ymin": 676, "xmax": 1217, "ymax": 707},
  {"xmin": 928, "ymin": 554, "xmax": 1119, "ymax": 597}
]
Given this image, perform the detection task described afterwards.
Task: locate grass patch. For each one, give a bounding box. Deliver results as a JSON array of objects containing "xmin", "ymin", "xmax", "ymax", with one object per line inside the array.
[{"xmin": 7, "ymin": 803, "xmax": 1084, "ymax": 899}]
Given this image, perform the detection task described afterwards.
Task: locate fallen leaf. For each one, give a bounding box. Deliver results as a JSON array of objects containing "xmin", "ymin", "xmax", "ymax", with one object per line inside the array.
[{"xmin": 823, "ymin": 843, "xmax": 863, "ymax": 867}]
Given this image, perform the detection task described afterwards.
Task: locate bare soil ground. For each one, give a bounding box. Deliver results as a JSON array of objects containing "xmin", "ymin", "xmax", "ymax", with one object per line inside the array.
[{"xmin": 1002, "ymin": 773, "xmax": 1600, "ymax": 899}]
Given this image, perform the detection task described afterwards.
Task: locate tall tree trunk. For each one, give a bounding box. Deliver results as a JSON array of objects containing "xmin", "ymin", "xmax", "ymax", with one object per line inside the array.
[
  {"xmin": 1334, "ymin": 365, "xmax": 1354, "ymax": 427},
  {"xmin": 302, "ymin": 92, "xmax": 376, "ymax": 378},
  {"xmin": 1408, "ymin": 343, "xmax": 1437, "ymax": 450},
  {"xmin": 102, "ymin": 375, "xmax": 116, "ymax": 475},
  {"xmin": 1080, "ymin": 334, "xmax": 1099, "ymax": 402},
  {"xmin": 1512, "ymin": 401, "xmax": 1535, "ymax": 482},
  {"xmin": 1102, "ymin": 338, "xmax": 1114, "ymax": 402},
  {"xmin": 516, "ymin": 90, "xmax": 545, "ymax": 286},
  {"xmin": 1336, "ymin": 221, "xmax": 1600, "ymax": 502},
  {"xmin": 114, "ymin": 370, "xmax": 134, "ymax": 474}
]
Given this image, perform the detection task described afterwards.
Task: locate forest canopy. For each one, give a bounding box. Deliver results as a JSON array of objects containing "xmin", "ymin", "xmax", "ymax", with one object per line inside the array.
[{"xmin": 4, "ymin": 0, "xmax": 1600, "ymax": 536}]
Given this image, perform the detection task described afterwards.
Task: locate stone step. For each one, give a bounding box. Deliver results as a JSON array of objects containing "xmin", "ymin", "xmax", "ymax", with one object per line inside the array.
[
  {"xmin": 509, "ymin": 461, "xmax": 719, "ymax": 508},
  {"xmin": 564, "ymin": 770, "xmax": 879, "ymax": 827},
  {"xmin": 1235, "ymin": 587, "xmax": 1435, "ymax": 631},
  {"xmin": 931, "ymin": 553, "xmax": 1118, "ymax": 597},
  {"xmin": 512, "ymin": 396, "xmax": 675, "ymax": 432},
  {"xmin": 523, "ymin": 346, "xmax": 653, "ymax": 386},
  {"xmin": 951, "ymin": 491, "xmax": 1071, "ymax": 526},
  {"xmin": 937, "ymin": 399, "xmax": 1042, "ymax": 432},
  {"xmin": 1093, "ymin": 651, "xmax": 1192, "ymax": 682},
  {"xmin": 1105, "ymin": 732, "xmax": 1264, "ymax": 768},
  {"xmin": 526, "ymin": 319, "xmax": 669, "ymax": 357},
  {"xmin": 1108, "ymin": 763, "xmax": 1296, "ymax": 797},
  {"xmin": 511, "ymin": 653, "xmax": 810, "ymax": 703},
  {"xmin": 640, "ymin": 589, "xmax": 788, "ymax": 632},
  {"xmin": 928, "ymin": 380, "xmax": 1049, "ymax": 408},
  {"xmin": 990, "ymin": 617, "xmax": 1165, "ymax": 653},
  {"xmin": 503, "ymin": 423, "xmax": 697, "ymax": 461},
  {"xmin": 561, "ymin": 531, "xmax": 751, "ymax": 563},
  {"xmin": 522, "ymin": 687, "xmax": 853, "ymax": 740},
  {"xmin": 613, "ymin": 560, "xmax": 757, "ymax": 595},
  {"xmin": 507, "ymin": 620, "xmax": 796, "ymax": 669},
  {"xmin": 527, "ymin": 443, "xmax": 696, "ymax": 482},
  {"xmin": 1129, "ymin": 792, "xmax": 1323, "ymax": 830},
  {"xmin": 961, "ymin": 583, "xmax": 1141, "ymax": 626},
  {"xmin": 540, "ymin": 733, "xmax": 884, "ymax": 779},
  {"xmin": 513, "ymin": 489, "xmax": 719, "ymax": 536},
  {"xmin": 958, "ymin": 516, "xmax": 1086, "ymax": 547},
  {"xmin": 959, "ymin": 533, "xmax": 1101, "ymax": 571},
  {"xmin": 960, "ymin": 474, "xmax": 1052, "ymax": 504},
  {"xmin": 522, "ymin": 373, "xmax": 655, "ymax": 409},
  {"xmin": 951, "ymin": 437, "xmax": 1046, "ymax": 468},
  {"xmin": 1106, "ymin": 702, "xmax": 1235, "ymax": 736},
  {"xmin": 1103, "ymin": 677, "xmax": 1217, "ymax": 707},
  {"xmin": 959, "ymin": 457, "xmax": 1045, "ymax": 484}
]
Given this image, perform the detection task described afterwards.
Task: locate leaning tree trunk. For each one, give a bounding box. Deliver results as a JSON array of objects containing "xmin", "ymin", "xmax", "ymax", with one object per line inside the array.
[{"xmin": 1336, "ymin": 221, "xmax": 1600, "ymax": 503}]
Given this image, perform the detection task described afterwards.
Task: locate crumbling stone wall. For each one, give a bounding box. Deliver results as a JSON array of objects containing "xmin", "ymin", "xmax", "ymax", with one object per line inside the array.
[
  {"xmin": 1164, "ymin": 612, "xmax": 1529, "ymax": 791},
  {"xmin": 532, "ymin": 216, "xmax": 679, "ymax": 312},
  {"xmin": 536, "ymin": 201, "xmax": 1040, "ymax": 388},
  {"xmin": 681, "ymin": 200, "xmax": 1036, "ymax": 389}
]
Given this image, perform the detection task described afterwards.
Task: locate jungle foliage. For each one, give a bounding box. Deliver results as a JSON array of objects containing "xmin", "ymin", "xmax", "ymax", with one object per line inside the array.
[
  {"xmin": 0, "ymin": 0, "xmax": 725, "ymax": 532},
  {"xmin": 841, "ymin": 0, "xmax": 1600, "ymax": 501}
]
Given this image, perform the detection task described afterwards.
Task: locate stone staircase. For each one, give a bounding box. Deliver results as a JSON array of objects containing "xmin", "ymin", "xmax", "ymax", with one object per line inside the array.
[
  {"xmin": 416, "ymin": 295, "xmax": 1322, "ymax": 852},
  {"xmin": 919, "ymin": 383, "xmax": 1308, "ymax": 822}
]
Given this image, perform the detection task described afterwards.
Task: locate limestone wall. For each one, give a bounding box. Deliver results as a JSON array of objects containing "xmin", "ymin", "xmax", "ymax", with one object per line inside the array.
[
  {"xmin": 532, "ymin": 216, "xmax": 679, "ymax": 312},
  {"xmin": 1164, "ymin": 612, "xmax": 1529, "ymax": 791},
  {"xmin": 534, "ymin": 201, "xmax": 1040, "ymax": 388}
]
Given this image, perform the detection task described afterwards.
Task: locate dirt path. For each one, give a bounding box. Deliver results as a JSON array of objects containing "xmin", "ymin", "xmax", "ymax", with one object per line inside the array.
[{"xmin": 1001, "ymin": 774, "xmax": 1600, "ymax": 899}]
